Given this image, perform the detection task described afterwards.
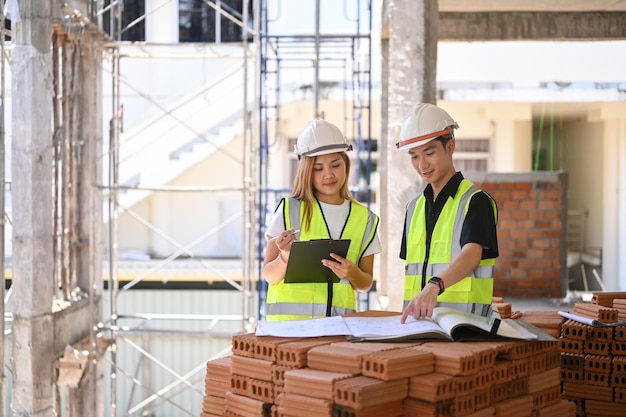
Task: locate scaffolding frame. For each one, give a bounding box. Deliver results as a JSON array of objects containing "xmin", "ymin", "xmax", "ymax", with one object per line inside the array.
[{"xmin": 256, "ymin": 0, "xmax": 374, "ymax": 312}]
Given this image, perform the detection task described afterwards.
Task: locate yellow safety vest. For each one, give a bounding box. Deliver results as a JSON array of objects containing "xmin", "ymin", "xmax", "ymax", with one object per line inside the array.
[
  {"xmin": 266, "ymin": 197, "xmax": 379, "ymax": 321},
  {"xmin": 403, "ymin": 179, "xmax": 497, "ymax": 316}
]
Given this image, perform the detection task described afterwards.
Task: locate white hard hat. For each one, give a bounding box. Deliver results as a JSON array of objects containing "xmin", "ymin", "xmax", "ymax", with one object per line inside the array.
[
  {"xmin": 396, "ymin": 102, "xmax": 459, "ymax": 151},
  {"xmin": 294, "ymin": 119, "xmax": 352, "ymax": 159}
]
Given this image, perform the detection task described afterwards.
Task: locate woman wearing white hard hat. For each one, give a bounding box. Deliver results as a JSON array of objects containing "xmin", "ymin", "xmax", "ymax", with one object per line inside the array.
[
  {"xmin": 263, "ymin": 119, "xmax": 381, "ymax": 321},
  {"xmin": 396, "ymin": 103, "xmax": 499, "ymax": 323}
]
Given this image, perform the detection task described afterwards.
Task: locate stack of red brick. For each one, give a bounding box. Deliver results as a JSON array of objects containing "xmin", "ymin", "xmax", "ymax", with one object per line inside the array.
[
  {"xmin": 202, "ymin": 331, "xmax": 574, "ymax": 416},
  {"xmin": 560, "ymin": 292, "xmax": 626, "ymax": 417}
]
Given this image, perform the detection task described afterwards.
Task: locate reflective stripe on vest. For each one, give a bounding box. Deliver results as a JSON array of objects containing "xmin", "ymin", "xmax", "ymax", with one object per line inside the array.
[
  {"xmin": 403, "ymin": 180, "xmax": 496, "ymax": 316},
  {"xmin": 265, "ymin": 197, "xmax": 379, "ymax": 321}
]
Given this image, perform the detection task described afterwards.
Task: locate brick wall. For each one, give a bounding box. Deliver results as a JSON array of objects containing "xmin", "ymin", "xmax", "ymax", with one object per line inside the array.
[{"xmin": 469, "ymin": 172, "xmax": 568, "ymax": 298}]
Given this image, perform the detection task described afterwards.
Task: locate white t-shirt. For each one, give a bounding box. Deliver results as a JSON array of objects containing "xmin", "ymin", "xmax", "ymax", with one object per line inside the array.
[{"xmin": 265, "ymin": 199, "xmax": 382, "ymax": 258}]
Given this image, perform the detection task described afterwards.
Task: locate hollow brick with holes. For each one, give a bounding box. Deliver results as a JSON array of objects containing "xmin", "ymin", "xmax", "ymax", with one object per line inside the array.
[
  {"xmin": 254, "ymin": 336, "xmax": 295, "ymax": 362},
  {"xmin": 561, "ymin": 368, "xmax": 584, "ymax": 383},
  {"xmin": 588, "ymin": 326, "xmax": 614, "ymax": 342},
  {"xmin": 408, "ymin": 372, "xmax": 456, "ymax": 402},
  {"xmin": 615, "ymin": 387, "xmax": 626, "ymax": 403},
  {"xmin": 613, "ymin": 356, "xmax": 626, "ymax": 374},
  {"xmin": 275, "ymin": 336, "xmax": 345, "ymax": 367},
  {"xmin": 585, "ymin": 354, "xmax": 612, "ymax": 373},
  {"xmin": 231, "ymin": 333, "xmax": 257, "ymax": 358},
  {"xmin": 560, "ymin": 338, "xmax": 584, "ymax": 354},
  {"xmin": 561, "ymin": 320, "xmax": 587, "ymax": 340},
  {"xmin": 361, "ymin": 347, "xmax": 434, "ymax": 381},
  {"xmin": 334, "ymin": 375, "xmax": 408, "ymax": 409},
  {"xmin": 561, "ymin": 352, "xmax": 585, "ymax": 369},
  {"xmin": 231, "ymin": 373, "xmax": 250, "ymax": 396},
  {"xmin": 612, "ymin": 372, "xmax": 626, "ymax": 387},
  {"xmin": 585, "ymin": 340, "xmax": 610, "ymax": 355},
  {"xmin": 612, "ymin": 340, "xmax": 626, "ymax": 356}
]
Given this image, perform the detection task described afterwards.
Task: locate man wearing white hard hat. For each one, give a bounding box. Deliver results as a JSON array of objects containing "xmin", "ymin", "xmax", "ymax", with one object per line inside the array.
[
  {"xmin": 397, "ymin": 103, "xmax": 499, "ymax": 323},
  {"xmin": 262, "ymin": 119, "xmax": 381, "ymax": 321}
]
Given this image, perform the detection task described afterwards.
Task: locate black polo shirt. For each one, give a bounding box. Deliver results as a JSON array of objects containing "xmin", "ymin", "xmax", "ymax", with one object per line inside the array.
[{"xmin": 400, "ymin": 172, "xmax": 499, "ymax": 260}]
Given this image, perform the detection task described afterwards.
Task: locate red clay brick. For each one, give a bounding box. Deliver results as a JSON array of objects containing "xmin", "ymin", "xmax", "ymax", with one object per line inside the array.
[
  {"xmin": 585, "ymin": 354, "xmax": 612, "ymax": 374},
  {"xmin": 616, "ymin": 387, "xmax": 626, "ymax": 403},
  {"xmin": 537, "ymin": 399, "xmax": 576, "ymax": 417},
  {"xmin": 612, "ymin": 340, "xmax": 626, "ymax": 356},
  {"xmin": 361, "ymin": 347, "xmax": 434, "ymax": 381},
  {"xmin": 334, "ymin": 375, "xmax": 408, "ymax": 409},
  {"xmin": 560, "ymin": 338, "xmax": 584, "ymax": 354},
  {"xmin": 254, "ymin": 336, "xmax": 296, "ymax": 362},
  {"xmin": 490, "ymin": 382, "xmax": 509, "ymax": 404},
  {"xmin": 465, "ymin": 406, "xmax": 496, "ymax": 417},
  {"xmin": 561, "ymin": 368, "xmax": 584, "ymax": 384},
  {"xmin": 271, "ymin": 364, "xmax": 296, "ymax": 386},
  {"xmin": 333, "ymin": 400, "xmax": 403, "ymax": 417},
  {"xmin": 231, "ymin": 333, "xmax": 257, "ymax": 358},
  {"xmin": 453, "ymin": 392, "xmax": 475, "ymax": 417},
  {"xmin": 508, "ymin": 377, "xmax": 528, "ymax": 398},
  {"xmin": 493, "ymin": 394, "xmax": 533, "ymax": 417},
  {"xmin": 231, "ymin": 356, "xmax": 274, "ymax": 382},
  {"xmin": 202, "ymin": 395, "xmax": 225, "ymax": 415},
  {"xmin": 585, "ymin": 340, "xmax": 610, "ymax": 356},
  {"xmin": 562, "ymin": 381, "xmax": 613, "ymax": 401},
  {"xmin": 613, "ymin": 356, "xmax": 626, "ymax": 374},
  {"xmin": 561, "ymin": 320, "xmax": 587, "ymax": 340},
  {"xmin": 276, "ymin": 392, "xmax": 332, "ymax": 417},
  {"xmin": 612, "ymin": 372, "xmax": 626, "ymax": 387},
  {"xmin": 408, "ymin": 372, "xmax": 456, "ymax": 402},
  {"xmin": 584, "ymin": 399, "xmax": 624, "ymax": 416},
  {"xmin": 527, "ymin": 368, "xmax": 560, "ymax": 394},
  {"xmin": 532, "ymin": 385, "xmax": 561, "ymax": 411},
  {"xmin": 527, "ymin": 353, "xmax": 547, "ymax": 375},
  {"xmin": 474, "ymin": 388, "xmax": 490, "ymax": 412},
  {"xmin": 231, "ymin": 374, "xmax": 250, "ymax": 397},
  {"xmin": 402, "ymin": 397, "xmax": 454, "ymax": 417},
  {"xmin": 224, "ymin": 391, "xmax": 271, "ymax": 417},
  {"xmin": 275, "ymin": 336, "xmax": 345, "ymax": 367},
  {"xmin": 283, "ymin": 368, "xmax": 352, "ymax": 400}
]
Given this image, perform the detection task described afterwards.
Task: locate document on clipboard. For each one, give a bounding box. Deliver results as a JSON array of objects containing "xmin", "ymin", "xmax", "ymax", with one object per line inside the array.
[{"xmin": 283, "ymin": 239, "xmax": 351, "ymax": 284}]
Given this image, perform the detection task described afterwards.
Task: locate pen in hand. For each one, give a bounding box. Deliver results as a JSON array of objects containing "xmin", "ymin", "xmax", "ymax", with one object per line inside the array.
[{"xmin": 267, "ymin": 230, "xmax": 300, "ymax": 243}]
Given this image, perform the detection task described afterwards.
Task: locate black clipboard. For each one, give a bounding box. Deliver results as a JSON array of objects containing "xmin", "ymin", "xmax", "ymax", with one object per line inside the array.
[{"xmin": 283, "ymin": 239, "xmax": 351, "ymax": 284}]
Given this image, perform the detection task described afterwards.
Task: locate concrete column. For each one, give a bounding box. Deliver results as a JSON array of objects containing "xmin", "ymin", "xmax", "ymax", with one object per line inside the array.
[
  {"xmin": 379, "ymin": 0, "xmax": 439, "ymax": 311},
  {"xmin": 592, "ymin": 104, "xmax": 626, "ymax": 292},
  {"xmin": 486, "ymin": 104, "xmax": 533, "ymax": 172},
  {"xmin": 11, "ymin": 1, "xmax": 55, "ymax": 415},
  {"xmin": 146, "ymin": 0, "xmax": 179, "ymax": 43},
  {"xmin": 74, "ymin": 38, "xmax": 105, "ymax": 416}
]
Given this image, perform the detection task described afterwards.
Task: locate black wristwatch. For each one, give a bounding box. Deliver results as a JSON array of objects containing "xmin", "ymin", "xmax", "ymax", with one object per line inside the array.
[{"xmin": 428, "ymin": 276, "xmax": 445, "ymax": 295}]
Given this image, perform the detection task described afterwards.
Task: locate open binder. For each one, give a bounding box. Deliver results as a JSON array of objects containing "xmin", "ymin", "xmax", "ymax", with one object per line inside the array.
[{"xmin": 283, "ymin": 239, "xmax": 351, "ymax": 284}]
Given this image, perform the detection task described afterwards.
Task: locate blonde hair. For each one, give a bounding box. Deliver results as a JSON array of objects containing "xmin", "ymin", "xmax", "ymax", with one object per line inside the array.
[{"xmin": 290, "ymin": 152, "xmax": 355, "ymax": 231}]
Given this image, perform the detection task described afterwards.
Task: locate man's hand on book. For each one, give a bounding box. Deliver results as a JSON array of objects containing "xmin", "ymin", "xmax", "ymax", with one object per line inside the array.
[{"xmin": 401, "ymin": 284, "xmax": 439, "ymax": 323}]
